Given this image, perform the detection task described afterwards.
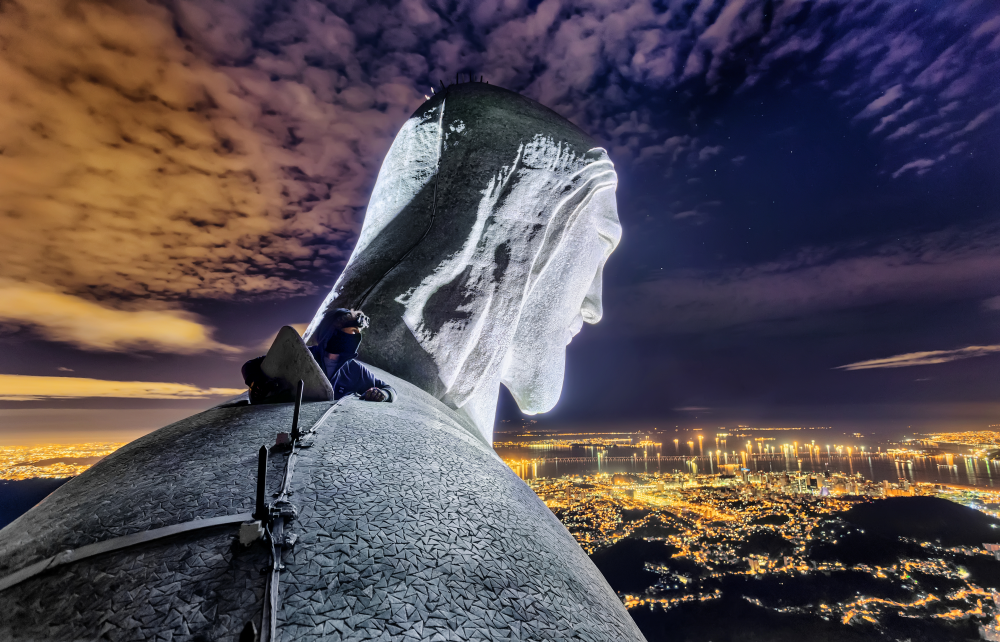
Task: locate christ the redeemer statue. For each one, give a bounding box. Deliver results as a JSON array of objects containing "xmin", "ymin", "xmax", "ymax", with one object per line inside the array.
[
  {"xmin": 304, "ymin": 81, "xmax": 621, "ymax": 445},
  {"xmin": 0, "ymin": 82, "xmax": 643, "ymax": 642}
]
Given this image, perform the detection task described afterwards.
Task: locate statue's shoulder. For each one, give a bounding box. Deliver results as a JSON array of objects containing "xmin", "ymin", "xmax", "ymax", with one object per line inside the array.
[{"xmin": 351, "ymin": 362, "xmax": 487, "ymax": 445}]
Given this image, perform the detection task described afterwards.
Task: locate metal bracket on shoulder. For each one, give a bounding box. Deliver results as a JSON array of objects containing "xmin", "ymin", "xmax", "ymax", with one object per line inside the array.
[
  {"xmin": 0, "ymin": 512, "xmax": 253, "ymax": 593},
  {"xmin": 259, "ymin": 391, "xmax": 344, "ymax": 642}
]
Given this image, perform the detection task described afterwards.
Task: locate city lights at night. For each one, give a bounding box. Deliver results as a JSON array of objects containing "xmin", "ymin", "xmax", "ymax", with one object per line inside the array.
[{"xmin": 497, "ymin": 423, "xmax": 1000, "ymax": 640}]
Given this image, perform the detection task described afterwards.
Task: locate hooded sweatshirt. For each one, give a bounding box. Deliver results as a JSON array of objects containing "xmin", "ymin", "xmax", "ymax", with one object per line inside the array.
[{"xmin": 307, "ymin": 345, "xmax": 396, "ymax": 402}]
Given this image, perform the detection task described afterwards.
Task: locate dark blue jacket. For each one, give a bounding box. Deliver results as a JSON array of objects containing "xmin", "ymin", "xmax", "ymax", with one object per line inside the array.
[{"xmin": 307, "ymin": 346, "xmax": 396, "ymax": 401}]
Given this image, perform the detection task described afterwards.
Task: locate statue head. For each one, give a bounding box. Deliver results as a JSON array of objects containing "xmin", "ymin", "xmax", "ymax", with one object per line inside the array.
[{"xmin": 305, "ymin": 83, "xmax": 621, "ymax": 442}]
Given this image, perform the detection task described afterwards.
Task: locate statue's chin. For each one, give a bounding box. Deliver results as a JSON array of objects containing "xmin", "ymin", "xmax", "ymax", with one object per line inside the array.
[
  {"xmin": 501, "ymin": 350, "xmax": 566, "ymax": 415},
  {"xmin": 505, "ymin": 385, "xmax": 560, "ymax": 415}
]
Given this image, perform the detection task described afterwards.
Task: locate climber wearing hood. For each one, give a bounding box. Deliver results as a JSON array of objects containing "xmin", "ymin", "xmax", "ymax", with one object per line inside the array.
[
  {"xmin": 241, "ymin": 308, "xmax": 395, "ymax": 403},
  {"xmin": 308, "ymin": 308, "xmax": 395, "ymax": 402}
]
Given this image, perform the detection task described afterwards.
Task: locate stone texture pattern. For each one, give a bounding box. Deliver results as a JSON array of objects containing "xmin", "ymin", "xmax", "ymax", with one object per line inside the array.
[
  {"xmin": 262, "ymin": 325, "xmax": 334, "ymax": 401},
  {"xmin": 1, "ymin": 530, "xmax": 269, "ymax": 641},
  {"xmin": 279, "ymin": 370, "xmax": 642, "ymax": 641},
  {"xmin": 0, "ymin": 368, "xmax": 644, "ymax": 641},
  {"xmin": 0, "ymin": 402, "xmax": 323, "ymax": 577}
]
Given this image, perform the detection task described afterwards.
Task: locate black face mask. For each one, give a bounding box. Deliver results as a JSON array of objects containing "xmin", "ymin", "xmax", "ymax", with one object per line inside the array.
[{"xmin": 325, "ymin": 330, "xmax": 362, "ymax": 356}]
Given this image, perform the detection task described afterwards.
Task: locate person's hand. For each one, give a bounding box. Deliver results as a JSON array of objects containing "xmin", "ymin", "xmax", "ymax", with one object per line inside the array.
[{"xmin": 361, "ymin": 387, "xmax": 386, "ymax": 402}]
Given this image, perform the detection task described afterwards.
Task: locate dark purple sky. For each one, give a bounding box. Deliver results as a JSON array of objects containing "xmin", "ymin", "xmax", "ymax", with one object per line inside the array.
[{"xmin": 2, "ymin": 0, "xmax": 999, "ymax": 443}]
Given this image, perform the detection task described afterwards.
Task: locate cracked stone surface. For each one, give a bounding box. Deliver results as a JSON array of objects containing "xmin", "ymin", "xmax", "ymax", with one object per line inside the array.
[{"xmin": 0, "ymin": 368, "xmax": 644, "ymax": 641}]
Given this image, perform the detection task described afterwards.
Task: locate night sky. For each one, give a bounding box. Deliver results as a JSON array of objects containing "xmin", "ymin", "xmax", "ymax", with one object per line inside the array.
[{"xmin": 1, "ymin": 0, "xmax": 999, "ymax": 444}]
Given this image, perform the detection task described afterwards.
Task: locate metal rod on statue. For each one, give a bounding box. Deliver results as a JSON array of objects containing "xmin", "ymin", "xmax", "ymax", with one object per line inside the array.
[
  {"xmin": 253, "ymin": 446, "xmax": 268, "ymax": 521},
  {"xmin": 291, "ymin": 380, "xmax": 303, "ymax": 441}
]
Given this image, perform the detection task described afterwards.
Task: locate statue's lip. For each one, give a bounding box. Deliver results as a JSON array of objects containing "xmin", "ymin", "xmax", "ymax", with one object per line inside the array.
[{"xmin": 567, "ymin": 315, "xmax": 585, "ymax": 344}]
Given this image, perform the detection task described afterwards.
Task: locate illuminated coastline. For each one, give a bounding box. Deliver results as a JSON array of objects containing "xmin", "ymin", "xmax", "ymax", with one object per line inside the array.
[
  {"xmin": 0, "ymin": 443, "xmax": 125, "ymax": 480},
  {"xmin": 506, "ymin": 465, "xmax": 1000, "ymax": 629}
]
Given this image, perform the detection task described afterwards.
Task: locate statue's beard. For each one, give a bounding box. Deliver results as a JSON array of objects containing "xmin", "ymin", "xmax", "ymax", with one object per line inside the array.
[
  {"xmin": 501, "ymin": 344, "xmax": 567, "ymax": 415},
  {"xmin": 500, "ymin": 307, "xmax": 574, "ymax": 415}
]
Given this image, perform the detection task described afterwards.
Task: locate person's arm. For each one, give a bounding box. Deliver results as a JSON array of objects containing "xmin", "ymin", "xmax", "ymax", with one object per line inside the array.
[{"xmin": 355, "ymin": 363, "xmax": 395, "ymax": 402}]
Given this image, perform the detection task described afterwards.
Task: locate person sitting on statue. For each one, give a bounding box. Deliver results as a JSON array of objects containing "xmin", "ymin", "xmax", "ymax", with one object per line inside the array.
[
  {"xmin": 242, "ymin": 309, "xmax": 395, "ymax": 404},
  {"xmin": 308, "ymin": 308, "xmax": 396, "ymax": 402}
]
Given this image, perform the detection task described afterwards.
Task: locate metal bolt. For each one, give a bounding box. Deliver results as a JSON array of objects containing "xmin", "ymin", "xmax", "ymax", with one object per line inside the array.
[{"xmin": 253, "ymin": 445, "xmax": 268, "ymax": 521}]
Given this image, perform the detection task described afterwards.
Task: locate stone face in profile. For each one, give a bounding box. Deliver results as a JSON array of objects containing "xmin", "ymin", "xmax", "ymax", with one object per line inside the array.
[{"xmin": 307, "ymin": 83, "xmax": 621, "ymax": 443}]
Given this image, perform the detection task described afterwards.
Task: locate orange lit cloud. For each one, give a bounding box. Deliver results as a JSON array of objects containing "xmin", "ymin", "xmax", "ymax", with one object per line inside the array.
[
  {"xmin": 0, "ymin": 375, "xmax": 243, "ymax": 401},
  {"xmin": 0, "ymin": 0, "xmax": 408, "ymax": 300},
  {"xmin": 0, "ymin": 280, "xmax": 236, "ymax": 353},
  {"xmin": 835, "ymin": 345, "xmax": 1000, "ymax": 371}
]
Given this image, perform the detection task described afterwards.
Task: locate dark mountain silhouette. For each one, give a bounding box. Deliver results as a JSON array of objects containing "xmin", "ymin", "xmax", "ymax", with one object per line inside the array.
[
  {"xmin": 841, "ymin": 497, "xmax": 1000, "ymax": 547},
  {"xmin": 590, "ymin": 538, "xmax": 676, "ymax": 593},
  {"xmin": 0, "ymin": 479, "xmax": 68, "ymax": 529}
]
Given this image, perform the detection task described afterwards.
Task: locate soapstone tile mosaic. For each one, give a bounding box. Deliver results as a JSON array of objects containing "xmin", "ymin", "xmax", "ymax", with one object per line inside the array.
[
  {"xmin": 0, "ymin": 370, "xmax": 644, "ymax": 641},
  {"xmin": 1, "ymin": 530, "xmax": 268, "ymax": 641}
]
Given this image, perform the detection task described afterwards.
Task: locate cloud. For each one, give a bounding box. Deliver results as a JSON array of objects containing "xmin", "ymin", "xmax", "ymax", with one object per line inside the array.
[
  {"xmin": 855, "ymin": 84, "xmax": 904, "ymax": 119},
  {"xmin": 885, "ymin": 117, "xmax": 931, "ymax": 141},
  {"xmin": 912, "ymin": 43, "xmax": 964, "ymax": 90},
  {"xmin": 682, "ymin": 0, "xmax": 766, "ymax": 86},
  {"xmin": 835, "ymin": 345, "xmax": 1000, "ymax": 371},
  {"xmin": 983, "ymin": 295, "xmax": 1000, "ymax": 311},
  {"xmin": 617, "ymin": 225, "xmax": 1000, "ymax": 334},
  {"xmin": 0, "ymin": 280, "xmax": 236, "ymax": 353},
  {"xmin": 816, "ymin": 7, "xmax": 1000, "ymax": 166},
  {"xmin": 175, "ymin": 0, "xmax": 1000, "ymax": 200},
  {"xmin": 634, "ymin": 134, "xmax": 696, "ymax": 166},
  {"xmin": 892, "ymin": 158, "xmax": 936, "ymax": 178},
  {"xmin": 872, "ymin": 98, "xmax": 922, "ymax": 134},
  {"xmin": 698, "ymin": 145, "xmax": 723, "ymax": 162},
  {"xmin": 2, "ymin": 0, "xmax": 999, "ymax": 310},
  {"xmin": 0, "ymin": 0, "xmax": 407, "ymax": 301},
  {"xmin": 673, "ymin": 201, "xmax": 718, "ymax": 224},
  {"xmin": 972, "ymin": 15, "xmax": 1000, "ymax": 40},
  {"xmin": 951, "ymin": 106, "xmax": 1000, "ymax": 137},
  {"xmin": 0, "ymin": 374, "xmax": 243, "ymax": 401}
]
